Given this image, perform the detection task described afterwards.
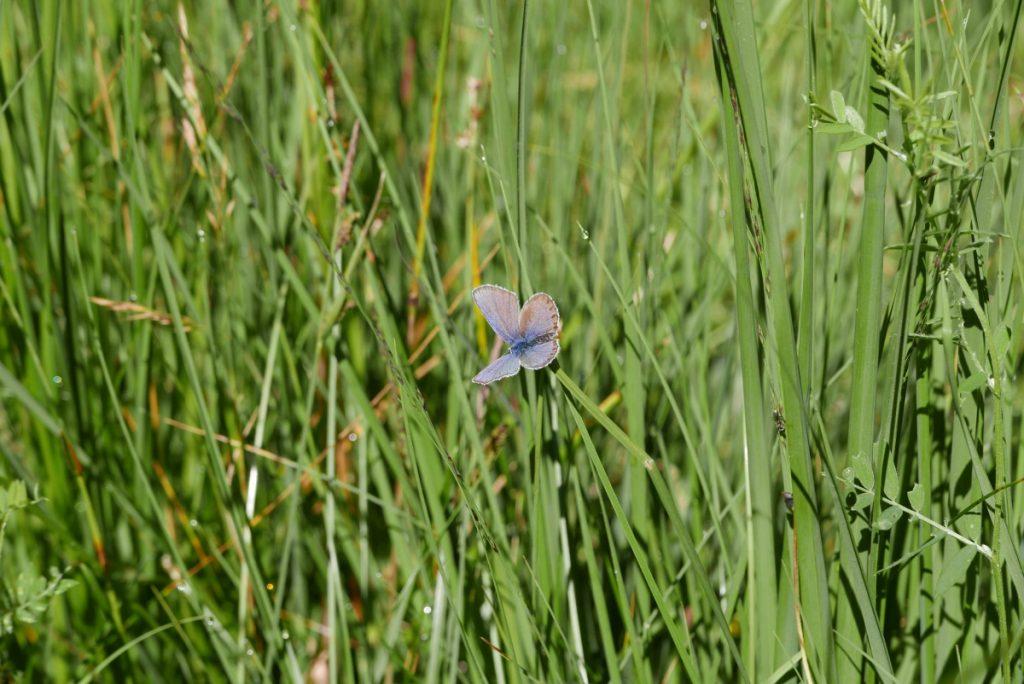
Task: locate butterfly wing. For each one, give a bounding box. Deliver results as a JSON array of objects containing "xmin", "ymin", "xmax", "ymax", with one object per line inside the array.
[
  {"xmin": 472, "ymin": 352, "xmax": 522, "ymax": 385},
  {"xmin": 517, "ymin": 338, "xmax": 560, "ymax": 370},
  {"xmin": 473, "ymin": 285, "xmax": 521, "ymax": 344},
  {"xmin": 518, "ymin": 292, "xmax": 560, "ymax": 342}
]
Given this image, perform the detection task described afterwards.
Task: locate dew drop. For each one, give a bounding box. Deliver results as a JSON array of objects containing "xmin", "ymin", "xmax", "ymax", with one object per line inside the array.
[
  {"xmin": 246, "ymin": 648, "xmax": 254, "ymax": 656},
  {"xmin": 52, "ymin": 375, "xmax": 63, "ymax": 385},
  {"xmin": 197, "ymin": 229, "xmax": 206, "ymax": 242},
  {"xmin": 699, "ymin": 19, "xmax": 708, "ymax": 30},
  {"xmin": 128, "ymin": 292, "xmax": 138, "ymax": 302},
  {"xmin": 282, "ymin": 630, "xmax": 290, "ymax": 640},
  {"xmin": 190, "ymin": 519, "xmax": 198, "ymax": 528},
  {"xmin": 643, "ymin": 458, "xmax": 655, "ymax": 471},
  {"xmin": 841, "ymin": 467, "xmax": 855, "ymax": 482},
  {"xmin": 289, "ymin": 24, "xmax": 297, "ymax": 31},
  {"xmin": 176, "ymin": 582, "xmax": 192, "ymax": 594},
  {"xmin": 423, "ymin": 605, "xmax": 432, "ymax": 615},
  {"xmin": 348, "ymin": 432, "xmax": 358, "ymax": 442}
]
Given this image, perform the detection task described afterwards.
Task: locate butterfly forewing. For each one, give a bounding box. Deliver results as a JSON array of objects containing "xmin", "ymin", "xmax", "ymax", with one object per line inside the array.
[
  {"xmin": 517, "ymin": 339, "xmax": 559, "ymax": 370},
  {"xmin": 472, "ymin": 353, "xmax": 522, "ymax": 385},
  {"xmin": 518, "ymin": 292, "xmax": 560, "ymax": 342},
  {"xmin": 473, "ymin": 285, "xmax": 521, "ymax": 344}
]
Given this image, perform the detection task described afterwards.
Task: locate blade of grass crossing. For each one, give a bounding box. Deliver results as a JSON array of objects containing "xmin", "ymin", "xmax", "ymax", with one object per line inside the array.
[
  {"xmin": 150, "ymin": 226, "xmax": 282, "ymax": 654},
  {"xmin": 570, "ymin": 467, "xmax": 623, "ymax": 684},
  {"xmin": 563, "ymin": 400, "xmax": 701, "ymax": 682},
  {"xmin": 409, "ymin": 0, "xmax": 453, "ymax": 342},
  {"xmin": 715, "ymin": 38, "xmax": 776, "ymax": 682},
  {"xmin": 711, "ymin": 1, "xmax": 839, "ymax": 679},
  {"xmin": 583, "ymin": 0, "xmax": 652, "ymax": 575},
  {"xmin": 559, "ymin": 369, "xmax": 748, "ymax": 681},
  {"xmin": 848, "ymin": 1, "xmax": 890, "ymax": 604},
  {"xmin": 951, "ymin": 267, "xmax": 1012, "ymax": 681}
]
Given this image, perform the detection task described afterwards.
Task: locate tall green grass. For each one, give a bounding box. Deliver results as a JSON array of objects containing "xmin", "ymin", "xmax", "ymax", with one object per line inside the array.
[{"xmin": 1, "ymin": 0, "xmax": 1022, "ymax": 681}]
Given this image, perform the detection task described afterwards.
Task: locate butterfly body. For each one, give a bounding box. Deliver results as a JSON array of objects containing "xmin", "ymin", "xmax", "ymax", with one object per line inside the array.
[
  {"xmin": 510, "ymin": 330, "xmax": 557, "ymax": 356},
  {"xmin": 471, "ymin": 285, "xmax": 561, "ymax": 385}
]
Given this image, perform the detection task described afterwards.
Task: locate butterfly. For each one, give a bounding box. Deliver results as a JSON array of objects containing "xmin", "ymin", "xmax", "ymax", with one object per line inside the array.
[{"xmin": 471, "ymin": 284, "xmax": 561, "ymax": 385}]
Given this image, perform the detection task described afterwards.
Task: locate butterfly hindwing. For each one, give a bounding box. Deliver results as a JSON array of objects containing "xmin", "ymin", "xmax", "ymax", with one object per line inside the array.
[
  {"xmin": 517, "ymin": 338, "xmax": 559, "ymax": 370},
  {"xmin": 472, "ymin": 352, "xmax": 522, "ymax": 385}
]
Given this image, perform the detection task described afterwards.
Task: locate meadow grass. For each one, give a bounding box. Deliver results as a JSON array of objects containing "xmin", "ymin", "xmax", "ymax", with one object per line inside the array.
[{"xmin": 1, "ymin": 0, "xmax": 1023, "ymax": 681}]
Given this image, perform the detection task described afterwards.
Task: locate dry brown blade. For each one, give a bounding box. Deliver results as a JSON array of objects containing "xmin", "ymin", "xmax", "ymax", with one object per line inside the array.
[
  {"xmin": 153, "ymin": 460, "xmax": 210, "ymax": 563},
  {"xmin": 90, "ymin": 296, "xmax": 194, "ymax": 331},
  {"xmin": 217, "ymin": 22, "xmax": 253, "ymax": 104},
  {"xmin": 337, "ymin": 120, "xmax": 360, "ymax": 211},
  {"xmin": 163, "ymin": 417, "xmax": 297, "ymax": 468},
  {"xmin": 177, "ymin": 3, "xmax": 207, "ymax": 172}
]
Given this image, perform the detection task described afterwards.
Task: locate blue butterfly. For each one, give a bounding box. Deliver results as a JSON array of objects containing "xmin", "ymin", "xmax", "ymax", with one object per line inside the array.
[{"xmin": 472, "ymin": 285, "xmax": 561, "ymax": 385}]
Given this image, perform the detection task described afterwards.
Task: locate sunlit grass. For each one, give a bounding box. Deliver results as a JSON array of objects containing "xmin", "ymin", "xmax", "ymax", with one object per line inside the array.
[{"xmin": 1, "ymin": 1, "xmax": 1022, "ymax": 682}]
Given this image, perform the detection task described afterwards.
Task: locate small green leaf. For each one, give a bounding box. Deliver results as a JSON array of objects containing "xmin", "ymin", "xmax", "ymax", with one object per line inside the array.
[
  {"xmin": 958, "ymin": 371, "xmax": 989, "ymax": 397},
  {"xmin": 1, "ymin": 480, "xmax": 29, "ymax": 514},
  {"xmin": 935, "ymin": 545, "xmax": 978, "ymax": 597},
  {"xmin": 874, "ymin": 506, "xmax": 903, "ymax": 531},
  {"xmin": 845, "ymin": 106, "xmax": 865, "ymax": 133},
  {"xmin": 853, "ymin": 491, "xmax": 875, "ymax": 511},
  {"xmin": 836, "ymin": 133, "xmax": 875, "ymax": 152},
  {"xmin": 816, "ymin": 121, "xmax": 855, "ymax": 135},
  {"xmin": 933, "ymin": 150, "xmax": 967, "ymax": 167},
  {"xmin": 830, "ymin": 90, "xmax": 847, "ymax": 121},
  {"xmin": 995, "ymin": 325, "xmax": 1011, "ymax": 361},
  {"xmin": 908, "ymin": 483, "xmax": 925, "ymax": 512},
  {"xmin": 851, "ymin": 448, "xmax": 874, "ymax": 489},
  {"xmin": 883, "ymin": 457, "xmax": 900, "ymax": 500}
]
